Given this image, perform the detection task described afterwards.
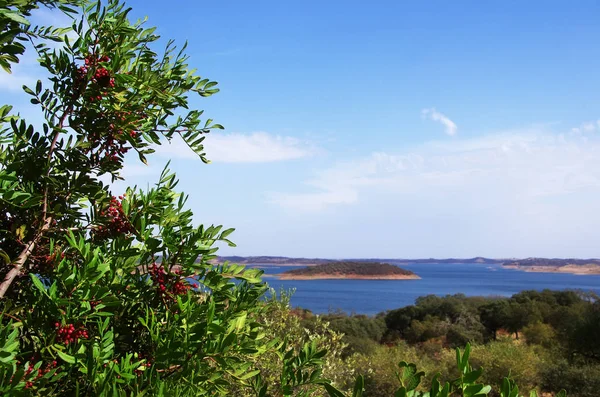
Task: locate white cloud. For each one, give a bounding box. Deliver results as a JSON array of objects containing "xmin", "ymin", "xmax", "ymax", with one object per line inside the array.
[
  {"xmin": 270, "ymin": 124, "xmax": 600, "ymax": 212},
  {"xmin": 582, "ymin": 122, "xmax": 596, "ymax": 132},
  {"xmin": 0, "ymin": 72, "xmax": 36, "ymax": 92},
  {"xmin": 570, "ymin": 120, "xmax": 600, "ymax": 135},
  {"xmin": 269, "ymin": 189, "xmax": 358, "ymax": 212},
  {"xmin": 155, "ymin": 132, "xmax": 315, "ymax": 163},
  {"xmin": 421, "ymin": 108, "xmax": 458, "ymax": 136}
]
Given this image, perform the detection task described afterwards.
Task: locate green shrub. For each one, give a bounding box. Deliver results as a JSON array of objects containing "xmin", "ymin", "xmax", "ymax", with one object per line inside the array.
[
  {"xmin": 522, "ymin": 322, "xmax": 557, "ymax": 348},
  {"xmin": 469, "ymin": 339, "xmax": 545, "ymax": 391},
  {"xmin": 542, "ymin": 360, "xmax": 600, "ymax": 397}
]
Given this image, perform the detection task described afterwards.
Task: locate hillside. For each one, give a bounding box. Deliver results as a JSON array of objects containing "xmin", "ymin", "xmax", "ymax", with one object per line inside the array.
[
  {"xmin": 503, "ymin": 258, "xmax": 600, "ymax": 274},
  {"xmin": 278, "ymin": 261, "xmax": 420, "ymax": 280}
]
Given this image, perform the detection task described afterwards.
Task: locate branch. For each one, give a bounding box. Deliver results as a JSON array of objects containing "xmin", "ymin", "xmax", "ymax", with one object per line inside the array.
[
  {"xmin": 0, "ymin": 216, "xmax": 51, "ymax": 298},
  {"xmin": 0, "ymin": 102, "xmax": 72, "ymax": 299}
]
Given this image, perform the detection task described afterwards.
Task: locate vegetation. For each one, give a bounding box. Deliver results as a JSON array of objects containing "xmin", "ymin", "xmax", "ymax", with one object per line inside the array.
[
  {"xmin": 281, "ymin": 262, "xmax": 417, "ymax": 278},
  {"xmin": 0, "ymin": 0, "xmax": 583, "ymax": 396},
  {"xmin": 300, "ymin": 289, "xmax": 598, "ymax": 396},
  {"xmin": 503, "ymin": 258, "xmax": 600, "ymax": 268}
]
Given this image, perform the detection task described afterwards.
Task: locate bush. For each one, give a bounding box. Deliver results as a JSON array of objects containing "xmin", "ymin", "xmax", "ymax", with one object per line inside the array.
[
  {"xmin": 469, "ymin": 339, "xmax": 545, "ymax": 391},
  {"xmin": 0, "ymin": 2, "xmax": 339, "ymax": 395},
  {"xmin": 542, "ymin": 360, "xmax": 600, "ymax": 397},
  {"xmin": 522, "ymin": 322, "xmax": 557, "ymax": 348}
]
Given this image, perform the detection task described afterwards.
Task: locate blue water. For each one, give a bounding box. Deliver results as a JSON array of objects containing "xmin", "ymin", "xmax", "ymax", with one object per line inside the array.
[{"xmin": 250, "ymin": 263, "xmax": 600, "ymax": 315}]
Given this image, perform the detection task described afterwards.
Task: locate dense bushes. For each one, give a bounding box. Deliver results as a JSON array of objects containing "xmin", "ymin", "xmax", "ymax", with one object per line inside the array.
[
  {"xmin": 382, "ymin": 290, "xmax": 598, "ymax": 351},
  {"xmin": 306, "ymin": 290, "xmax": 599, "ymax": 396}
]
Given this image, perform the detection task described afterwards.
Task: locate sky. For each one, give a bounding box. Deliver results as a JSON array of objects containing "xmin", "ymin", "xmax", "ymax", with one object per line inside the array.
[{"xmin": 3, "ymin": 1, "xmax": 600, "ymax": 258}]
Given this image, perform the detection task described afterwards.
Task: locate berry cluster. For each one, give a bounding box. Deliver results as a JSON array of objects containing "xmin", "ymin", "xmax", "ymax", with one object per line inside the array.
[
  {"xmin": 75, "ymin": 54, "xmax": 114, "ymax": 101},
  {"xmin": 93, "ymin": 67, "xmax": 114, "ymax": 88},
  {"xmin": 92, "ymin": 196, "xmax": 135, "ymax": 240},
  {"xmin": 150, "ymin": 264, "xmax": 194, "ymax": 302},
  {"xmin": 83, "ymin": 118, "xmax": 140, "ymax": 168},
  {"xmin": 56, "ymin": 323, "xmax": 89, "ymax": 345},
  {"xmin": 101, "ymin": 131, "xmax": 130, "ymax": 163},
  {"xmin": 22, "ymin": 360, "xmax": 58, "ymax": 389}
]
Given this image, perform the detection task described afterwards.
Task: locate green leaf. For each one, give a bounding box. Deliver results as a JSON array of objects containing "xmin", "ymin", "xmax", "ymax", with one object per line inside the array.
[
  {"xmin": 30, "ymin": 274, "xmax": 48, "ymax": 296},
  {"xmin": 463, "ymin": 368, "xmax": 483, "ymax": 384},
  {"xmin": 353, "ymin": 375, "xmax": 365, "ymax": 397},
  {"xmin": 397, "ymin": 361, "xmax": 424, "ymax": 391},
  {"xmin": 0, "ymin": 249, "xmax": 10, "ymax": 265},
  {"xmin": 56, "ymin": 350, "xmax": 76, "ymax": 364},
  {"xmin": 4, "ymin": 11, "xmax": 29, "ymax": 26},
  {"xmin": 394, "ymin": 388, "xmax": 407, "ymax": 397},
  {"xmin": 323, "ymin": 383, "xmax": 346, "ymax": 397}
]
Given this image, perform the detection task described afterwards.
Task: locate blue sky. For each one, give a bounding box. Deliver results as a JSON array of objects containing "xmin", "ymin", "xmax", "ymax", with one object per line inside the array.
[{"xmin": 3, "ymin": 1, "xmax": 600, "ymax": 258}]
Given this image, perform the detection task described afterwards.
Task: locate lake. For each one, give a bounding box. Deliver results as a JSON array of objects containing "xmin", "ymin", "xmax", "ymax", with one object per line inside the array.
[{"xmin": 252, "ymin": 263, "xmax": 600, "ymax": 315}]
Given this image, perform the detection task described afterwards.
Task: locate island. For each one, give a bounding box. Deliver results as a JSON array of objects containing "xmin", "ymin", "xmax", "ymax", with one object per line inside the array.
[
  {"xmin": 503, "ymin": 258, "xmax": 600, "ymax": 275},
  {"xmin": 277, "ymin": 261, "xmax": 421, "ymax": 280}
]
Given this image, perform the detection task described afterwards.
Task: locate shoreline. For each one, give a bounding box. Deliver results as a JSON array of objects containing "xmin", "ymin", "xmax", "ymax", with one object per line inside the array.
[
  {"xmin": 276, "ymin": 273, "xmax": 421, "ymax": 280},
  {"xmin": 503, "ymin": 264, "xmax": 600, "ymax": 275}
]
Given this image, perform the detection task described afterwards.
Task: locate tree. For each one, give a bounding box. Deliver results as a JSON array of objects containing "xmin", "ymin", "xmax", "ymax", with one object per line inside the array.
[
  {"xmin": 479, "ymin": 300, "xmax": 509, "ymax": 341},
  {"xmin": 0, "ymin": 1, "xmax": 342, "ymax": 395},
  {"xmin": 505, "ymin": 301, "xmax": 543, "ymax": 340},
  {"xmin": 385, "ymin": 305, "xmax": 424, "ymax": 336}
]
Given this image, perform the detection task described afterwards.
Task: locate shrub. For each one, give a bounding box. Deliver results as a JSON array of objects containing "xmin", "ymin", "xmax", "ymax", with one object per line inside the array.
[
  {"xmin": 469, "ymin": 339, "xmax": 545, "ymax": 391},
  {"xmin": 522, "ymin": 322, "xmax": 557, "ymax": 348},
  {"xmin": 542, "ymin": 360, "xmax": 600, "ymax": 397},
  {"xmin": 0, "ymin": 2, "xmax": 337, "ymax": 395}
]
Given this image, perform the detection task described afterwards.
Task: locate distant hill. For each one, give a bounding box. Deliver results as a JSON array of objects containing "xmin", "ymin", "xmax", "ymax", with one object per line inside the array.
[
  {"xmin": 503, "ymin": 258, "xmax": 600, "ymax": 267},
  {"xmin": 215, "ymin": 256, "xmax": 600, "ymax": 275},
  {"xmin": 503, "ymin": 258, "xmax": 600, "ymax": 275},
  {"xmin": 278, "ymin": 261, "xmax": 420, "ymax": 280},
  {"xmin": 215, "ymin": 256, "xmax": 506, "ymax": 265}
]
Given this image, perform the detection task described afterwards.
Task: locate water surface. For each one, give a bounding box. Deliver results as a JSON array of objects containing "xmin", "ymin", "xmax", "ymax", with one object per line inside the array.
[{"xmin": 253, "ymin": 263, "xmax": 600, "ymax": 315}]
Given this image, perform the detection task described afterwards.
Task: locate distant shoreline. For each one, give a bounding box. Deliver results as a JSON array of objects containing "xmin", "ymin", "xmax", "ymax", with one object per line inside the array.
[
  {"xmin": 503, "ymin": 264, "xmax": 600, "ymax": 275},
  {"xmin": 213, "ymin": 256, "xmax": 600, "ymax": 276},
  {"xmin": 277, "ymin": 273, "xmax": 421, "ymax": 280}
]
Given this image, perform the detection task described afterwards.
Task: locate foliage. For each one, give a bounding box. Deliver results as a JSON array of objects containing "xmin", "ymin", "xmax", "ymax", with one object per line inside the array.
[
  {"xmin": 233, "ymin": 289, "xmax": 355, "ymax": 396},
  {"xmin": 355, "ymin": 343, "xmax": 563, "ymax": 397},
  {"xmin": 0, "ymin": 1, "xmax": 341, "ymax": 395},
  {"xmin": 0, "ymin": 0, "xmax": 79, "ymax": 73},
  {"xmin": 541, "ymin": 360, "xmax": 600, "ymax": 397},
  {"xmin": 468, "ymin": 340, "xmax": 545, "ymax": 393},
  {"xmin": 521, "ymin": 322, "xmax": 557, "ymax": 348},
  {"xmin": 309, "ymin": 313, "xmax": 387, "ymax": 356}
]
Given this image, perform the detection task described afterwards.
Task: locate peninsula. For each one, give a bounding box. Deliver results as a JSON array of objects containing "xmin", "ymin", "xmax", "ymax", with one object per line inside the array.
[
  {"xmin": 278, "ymin": 261, "xmax": 420, "ymax": 280},
  {"xmin": 503, "ymin": 258, "xmax": 600, "ymax": 275}
]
